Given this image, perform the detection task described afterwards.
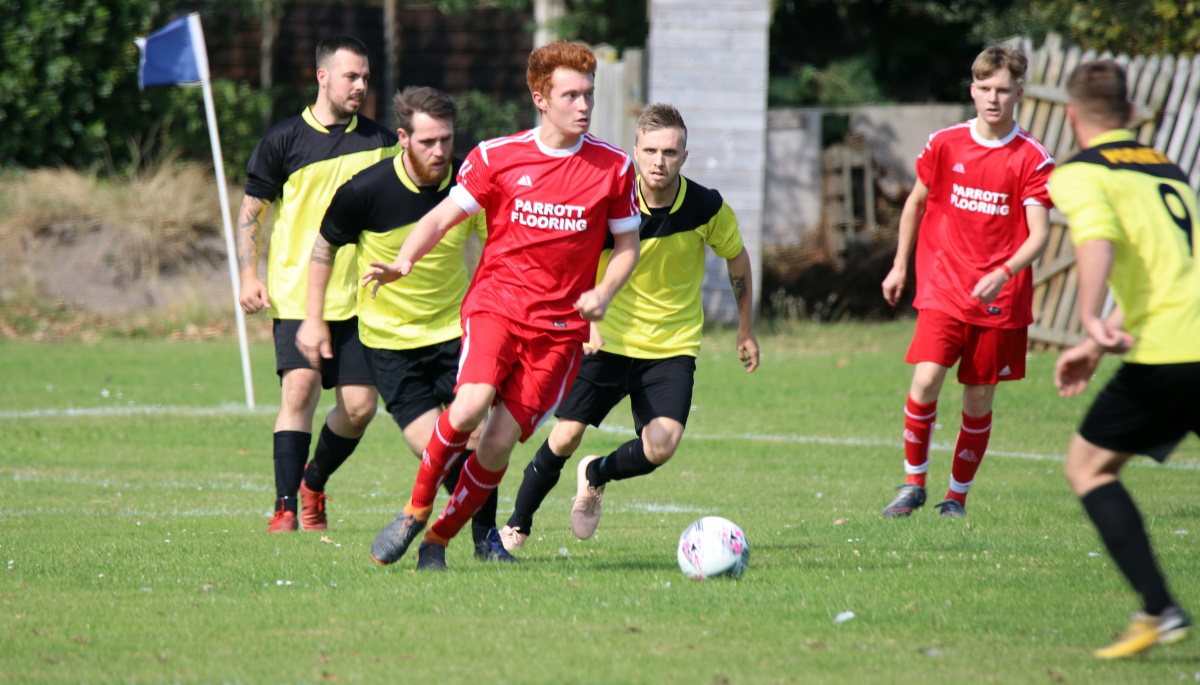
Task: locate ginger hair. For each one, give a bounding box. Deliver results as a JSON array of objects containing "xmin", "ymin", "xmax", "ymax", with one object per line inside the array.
[{"xmin": 527, "ymin": 40, "xmax": 597, "ymax": 99}]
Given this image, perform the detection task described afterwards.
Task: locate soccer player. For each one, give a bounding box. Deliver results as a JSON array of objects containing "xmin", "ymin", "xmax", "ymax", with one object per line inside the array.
[
  {"xmin": 236, "ymin": 36, "xmax": 399, "ymax": 533},
  {"xmin": 881, "ymin": 45, "xmax": 1053, "ymax": 518},
  {"xmin": 1050, "ymin": 59, "xmax": 1196, "ymax": 658},
  {"xmin": 295, "ymin": 86, "xmax": 513, "ymax": 562},
  {"xmin": 362, "ymin": 40, "xmax": 641, "ymax": 571},
  {"xmin": 497, "ymin": 103, "xmax": 760, "ymax": 551}
]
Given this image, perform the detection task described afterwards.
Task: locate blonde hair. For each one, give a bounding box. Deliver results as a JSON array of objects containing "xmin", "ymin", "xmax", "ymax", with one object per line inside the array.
[
  {"xmin": 636, "ymin": 103, "xmax": 688, "ymax": 145},
  {"xmin": 972, "ymin": 45, "xmax": 1028, "ymax": 84},
  {"xmin": 527, "ymin": 40, "xmax": 596, "ymax": 99}
]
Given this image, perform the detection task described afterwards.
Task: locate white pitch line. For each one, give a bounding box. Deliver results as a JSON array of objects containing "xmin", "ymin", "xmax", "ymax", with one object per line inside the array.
[
  {"xmin": 6, "ymin": 469, "xmax": 271, "ymax": 492},
  {"xmin": 3, "ymin": 404, "xmax": 1196, "ymax": 472},
  {"xmin": 592, "ymin": 423, "xmax": 1200, "ymax": 471},
  {"xmin": 0, "ymin": 404, "xmax": 275, "ymax": 419}
]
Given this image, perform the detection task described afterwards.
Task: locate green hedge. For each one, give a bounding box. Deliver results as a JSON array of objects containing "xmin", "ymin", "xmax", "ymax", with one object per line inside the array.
[{"xmin": 0, "ymin": 0, "xmax": 269, "ymax": 181}]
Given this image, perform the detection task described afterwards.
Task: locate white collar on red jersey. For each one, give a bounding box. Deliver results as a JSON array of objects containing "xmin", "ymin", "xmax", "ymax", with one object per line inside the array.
[
  {"xmin": 968, "ymin": 117, "xmax": 1021, "ymax": 148},
  {"xmin": 532, "ymin": 127, "xmax": 585, "ymax": 157}
]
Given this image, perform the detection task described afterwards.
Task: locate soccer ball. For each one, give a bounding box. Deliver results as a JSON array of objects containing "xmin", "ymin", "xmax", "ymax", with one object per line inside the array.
[{"xmin": 676, "ymin": 516, "xmax": 750, "ymax": 580}]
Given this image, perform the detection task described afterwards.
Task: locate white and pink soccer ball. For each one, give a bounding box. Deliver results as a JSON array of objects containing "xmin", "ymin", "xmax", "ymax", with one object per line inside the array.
[{"xmin": 676, "ymin": 516, "xmax": 750, "ymax": 580}]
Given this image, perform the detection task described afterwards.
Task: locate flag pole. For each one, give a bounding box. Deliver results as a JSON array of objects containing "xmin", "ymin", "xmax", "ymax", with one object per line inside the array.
[{"xmin": 188, "ymin": 13, "xmax": 256, "ymax": 409}]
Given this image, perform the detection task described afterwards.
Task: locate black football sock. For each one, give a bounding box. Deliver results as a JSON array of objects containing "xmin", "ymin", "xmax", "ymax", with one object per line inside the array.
[
  {"xmin": 1081, "ymin": 481, "xmax": 1174, "ymax": 615},
  {"xmin": 304, "ymin": 423, "xmax": 360, "ymax": 492},
  {"xmin": 506, "ymin": 440, "xmax": 571, "ymax": 534},
  {"xmin": 273, "ymin": 430, "xmax": 311, "ymax": 514},
  {"xmin": 588, "ymin": 438, "xmax": 657, "ymax": 488},
  {"xmin": 442, "ymin": 449, "xmax": 470, "ymax": 495},
  {"xmin": 472, "ymin": 488, "xmax": 500, "ymax": 544}
]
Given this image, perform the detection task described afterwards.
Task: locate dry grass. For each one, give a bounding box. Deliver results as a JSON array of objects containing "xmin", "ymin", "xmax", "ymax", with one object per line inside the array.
[
  {"xmin": 0, "ymin": 165, "xmax": 263, "ymax": 341},
  {"xmin": 0, "ymin": 164, "xmax": 236, "ymax": 280}
]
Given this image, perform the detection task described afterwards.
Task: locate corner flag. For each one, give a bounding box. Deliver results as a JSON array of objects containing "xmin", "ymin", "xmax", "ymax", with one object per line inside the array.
[
  {"xmin": 134, "ymin": 13, "xmax": 256, "ymax": 409},
  {"xmin": 134, "ymin": 14, "xmax": 207, "ymax": 89}
]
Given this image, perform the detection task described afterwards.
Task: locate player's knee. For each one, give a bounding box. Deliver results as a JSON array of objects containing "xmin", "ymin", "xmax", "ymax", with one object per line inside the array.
[
  {"xmin": 910, "ymin": 376, "xmax": 939, "ymax": 400},
  {"xmin": 962, "ymin": 385, "xmax": 996, "ymax": 416},
  {"xmin": 549, "ymin": 422, "xmax": 585, "ymax": 455},
  {"xmin": 643, "ymin": 436, "xmax": 680, "ymax": 465},
  {"xmin": 447, "ymin": 400, "xmax": 487, "ymax": 432},
  {"xmin": 280, "ymin": 374, "xmax": 320, "ymax": 414},
  {"xmin": 344, "ymin": 399, "xmax": 377, "ymax": 429}
]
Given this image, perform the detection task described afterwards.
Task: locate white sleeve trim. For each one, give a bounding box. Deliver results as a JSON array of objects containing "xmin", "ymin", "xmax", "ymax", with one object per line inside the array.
[
  {"xmin": 1022, "ymin": 197, "xmax": 1045, "ymax": 207},
  {"xmin": 608, "ymin": 215, "xmax": 641, "ymax": 234},
  {"xmin": 450, "ymin": 185, "xmax": 483, "ymax": 216}
]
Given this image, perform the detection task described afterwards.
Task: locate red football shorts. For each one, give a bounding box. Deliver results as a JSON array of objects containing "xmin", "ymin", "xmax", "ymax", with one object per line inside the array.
[
  {"xmin": 905, "ymin": 308, "xmax": 1027, "ymax": 385},
  {"xmin": 457, "ymin": 313, "xmax": 583, "ymax": 442}
]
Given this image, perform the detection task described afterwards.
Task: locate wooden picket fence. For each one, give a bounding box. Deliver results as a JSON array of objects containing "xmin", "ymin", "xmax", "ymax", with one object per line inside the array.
[{"xmin": 1011, "ymin": 34, "xmax": 1200, "ymax": 349}]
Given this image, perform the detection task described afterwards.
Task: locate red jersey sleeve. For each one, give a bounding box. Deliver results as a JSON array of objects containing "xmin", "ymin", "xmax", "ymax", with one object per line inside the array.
[
  {"xmin": 607, "ymin": 156, "xmax": 640, "ymax": 234},
  {"xmin": 451, "ymin": 144, "xmax": 490, "ymax": 215},
  {"xmin": 1021, "ymin": 155, "xmax": 1055, "ymax": 209},
  {"xmin": 915, "ymin": 132, "xmax": 939, "ymax": 188}
]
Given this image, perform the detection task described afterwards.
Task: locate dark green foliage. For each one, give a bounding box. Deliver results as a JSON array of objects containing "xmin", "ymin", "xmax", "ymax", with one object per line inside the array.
[
  {"xmin": 436, "ymin": 0, "xmax": 648, "ymax": 51},
  {"xmin": 550, "ymin": 0, "xmax": 648, "ymax": 51},
  {"xmin": 453, "ymin": 89, "xmax": 530, "ymax": 150},
  {"xmin": 770, "ymin": 0, "xmax": 1019, "ymax": 105},
  {"xmin": 0, "ymin": 0, "xmax": 269, "ymax": 180},
  {"xmin": 988, "ymin": 0, "xmax": 1200, "ymax": 55}
]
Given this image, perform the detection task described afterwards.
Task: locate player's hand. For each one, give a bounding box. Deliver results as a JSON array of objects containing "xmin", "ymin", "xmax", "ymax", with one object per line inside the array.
[
  {"xmin": 295, "ymin": 319, "xmax": 333, "ymax": 369},
  {"xmin": 737, "ymin": 328, "xmax": 760, "ymax": 373},
  {"xmin": 239, "ymin": 276, "xmax": 270, "ymax": 314},
  {"xmin": 574, "ymin": 288, "xmax": 608, "ymax": 322},
  {"xmin": 881, "ymin": 266, "xmax": 907, "ymax": 306},
  {"xmin": 362, "ymin": 260, "xmax": 413, "ymax": 298},
  {"xmin": 1082, "ymin": 316, "xmax": 1135, "ymax": 354},
  {"xmin": 1054, "ymin": 340, "xmax": 1103, "ymax": 397},
  {"xmin": 583, "ymin": 323, "xmax": 605, "ymax": 355},
  {"xmin": 970, "ymin": 268, "xmax": 1009, "ymax": 304}
]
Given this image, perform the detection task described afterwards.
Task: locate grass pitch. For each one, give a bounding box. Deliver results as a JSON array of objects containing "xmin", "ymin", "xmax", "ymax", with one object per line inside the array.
[{"xmin": 2, "ymin": 322, "xmax": 1197, "ymax": 683}]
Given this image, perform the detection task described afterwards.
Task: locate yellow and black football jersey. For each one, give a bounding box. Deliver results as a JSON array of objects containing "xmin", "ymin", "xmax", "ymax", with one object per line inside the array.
[
  {"xmin": 1049, "ymin": 129, "xmax": 1200, "ymax": 363},
  {"xmin": 320, "ymin": 153, "xmax": 485, "ymax": 350},
  {"xmin": 245, "ymin": 107, "xmax": 400, "ymax": 321},
  {"xmin": 596, "ymin": 175, "xmax": 744, "ymax": 359}
]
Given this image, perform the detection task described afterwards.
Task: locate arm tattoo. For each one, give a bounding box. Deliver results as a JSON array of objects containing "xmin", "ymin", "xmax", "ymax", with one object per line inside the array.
[
  {"xmin": 236, "ymin": 197, "xmax": 269, "ymax": 271},
  {"xmin": 310, "ymin": 236, "xmax": 337, "ymax": 267},
  {"xmin": 730, "ymin": 275, "xmax": 747, "ymax": 305}
]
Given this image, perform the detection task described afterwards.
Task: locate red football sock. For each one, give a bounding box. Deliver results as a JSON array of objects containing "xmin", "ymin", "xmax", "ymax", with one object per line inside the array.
[
  {"xmin": 410, "ymin": 410, "xmax": 472, "ymax": 509},
  {"xmin": 429, "ymin": 454, "xmax": 506, "ymax": 542},
  {"xmin": 903, "ymin": 397, "xmax": 937, "ymax": 487},
  {"xmin": 947, "ymin": 411, "xmax": 992, "ymax": 505}
]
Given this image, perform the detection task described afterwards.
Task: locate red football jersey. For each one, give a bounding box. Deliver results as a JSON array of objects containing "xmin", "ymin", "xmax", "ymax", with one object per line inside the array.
[
  {"xmin": 449, "ymin": 128, "xmax": 640, "ymax": 340},
  {"xmin": 913, "ymin": 120, "xmax": 1054, "ymax": 328}
]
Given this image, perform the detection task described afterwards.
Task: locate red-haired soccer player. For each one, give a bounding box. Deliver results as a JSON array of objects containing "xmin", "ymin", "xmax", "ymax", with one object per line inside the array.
[
  {"xmin": 363, "ymin": 41, "xmax": 641, "ymax": 570},
  {"xmin": 881, "ymin": 45, "xmax": 1053, "ymax": 518}
]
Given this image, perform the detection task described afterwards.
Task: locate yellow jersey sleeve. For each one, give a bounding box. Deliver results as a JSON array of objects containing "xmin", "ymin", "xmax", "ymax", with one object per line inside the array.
[{"xmin": 1050, "ymin": 163, "xmax": 1125, "ymax": 246}]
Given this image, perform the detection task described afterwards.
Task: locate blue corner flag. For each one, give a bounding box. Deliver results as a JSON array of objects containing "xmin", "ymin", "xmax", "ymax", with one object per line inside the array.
[{"xmin": 134, "ymin": 14, "xmax": 208, "ymax": 89}]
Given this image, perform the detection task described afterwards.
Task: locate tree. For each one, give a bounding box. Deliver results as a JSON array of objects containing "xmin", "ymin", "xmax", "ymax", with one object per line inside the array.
[
  {"xmin": 769, "ymin": 0, "xmax": 1021, "ymax": 106},
  {"xmin": 989, "ymin": 1, "xmax": 1200, "ymax": 55},
  {"xmin": 0, "ymin": 0, "xmax": 270, "ymax": 177}
]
